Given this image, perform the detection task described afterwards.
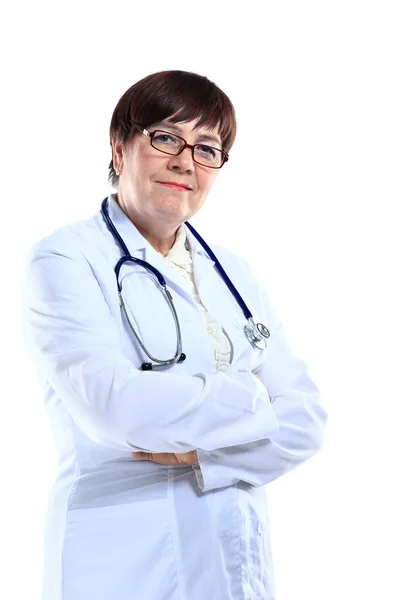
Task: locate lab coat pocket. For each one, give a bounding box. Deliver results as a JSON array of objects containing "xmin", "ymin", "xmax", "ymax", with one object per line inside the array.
[
  {"xmin": 237, "ymin": 485, "xmax": 275, "ymax": 597},
  {"xmin": 62, "ymin": 500, "xmax": 176, "ymax": 600}
]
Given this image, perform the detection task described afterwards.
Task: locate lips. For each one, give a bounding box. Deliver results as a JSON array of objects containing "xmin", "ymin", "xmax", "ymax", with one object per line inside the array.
[{"xmin": 158, "ymin": 181, "xmax": 192, "ymax": 191}]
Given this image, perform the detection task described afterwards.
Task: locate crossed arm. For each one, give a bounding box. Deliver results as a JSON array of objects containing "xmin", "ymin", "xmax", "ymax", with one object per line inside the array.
[
  {"xmin": 132, "ymin": 374, "xmax": 267, "ymax": 466},
  {"xmin": 23, "ymin": 240, "xmax": 327, "ymax": 492}
]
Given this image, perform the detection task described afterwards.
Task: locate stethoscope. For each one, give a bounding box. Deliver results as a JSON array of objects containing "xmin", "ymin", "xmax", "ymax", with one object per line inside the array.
[{"xmin": 101, "ymin": 197, "xmax": 270, "ymax": 371}]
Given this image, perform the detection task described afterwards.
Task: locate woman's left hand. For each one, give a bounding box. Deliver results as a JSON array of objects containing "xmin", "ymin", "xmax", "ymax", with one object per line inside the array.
[{"xmin": 132, "ymin": 450, "xmax": 199, "ymax": 466}]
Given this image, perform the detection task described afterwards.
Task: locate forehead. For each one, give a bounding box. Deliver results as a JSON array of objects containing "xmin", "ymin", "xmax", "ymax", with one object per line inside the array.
[{"xmin": 151, "ymin": 118, "xmax": 221, "ymax": 144}]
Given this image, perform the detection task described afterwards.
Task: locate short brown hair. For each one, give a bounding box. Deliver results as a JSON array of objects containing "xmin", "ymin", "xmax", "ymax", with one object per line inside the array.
[{"xmin": 108, "ymin": 70, "xmax": 237, "ymax": 188}]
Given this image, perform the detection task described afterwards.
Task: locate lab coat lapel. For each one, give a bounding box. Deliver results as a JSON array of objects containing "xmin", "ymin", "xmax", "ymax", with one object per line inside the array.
[
  {"xmin": 186, "ymin": 227, "xmax": 250, "ymax": 366},
  {"xmin": 199, "ymin": 278, "xmax": 250, "ymax": 367},
  {"xmin": 185, "ymin": 231, "xmax": 216, "ymax": 289}
]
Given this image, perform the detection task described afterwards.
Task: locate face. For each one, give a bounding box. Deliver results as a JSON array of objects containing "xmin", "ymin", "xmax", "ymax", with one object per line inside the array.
[{"xmin": 112, "ymin": 118, "xmax": 222, "ymax": 228}]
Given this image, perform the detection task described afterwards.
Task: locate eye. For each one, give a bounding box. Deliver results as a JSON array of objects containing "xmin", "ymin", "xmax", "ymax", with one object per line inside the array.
[
  {"xmin": 197, "ymin": 145, "xmax": 216, "ymax": 157},
  {"xmin": 153, "ymin": 133, "xmax": 180, "ymax": 145}
]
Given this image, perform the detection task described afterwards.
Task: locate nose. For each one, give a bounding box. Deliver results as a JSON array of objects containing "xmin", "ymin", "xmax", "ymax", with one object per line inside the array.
[{"xmin": 168, "ymin": 146, "xmax": 195, "ymax": 173}]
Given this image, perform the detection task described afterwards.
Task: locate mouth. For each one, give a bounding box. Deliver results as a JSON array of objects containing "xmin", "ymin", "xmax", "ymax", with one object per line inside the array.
[{"xmin": 157, "ymin": 181, "xmax": 192, "ymax": 191}]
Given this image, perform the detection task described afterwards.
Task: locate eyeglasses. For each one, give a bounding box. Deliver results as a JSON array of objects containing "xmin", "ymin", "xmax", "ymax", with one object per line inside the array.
[{"xmin": 129, "ymin": 121, "xmax": 229, "ymax": 169}]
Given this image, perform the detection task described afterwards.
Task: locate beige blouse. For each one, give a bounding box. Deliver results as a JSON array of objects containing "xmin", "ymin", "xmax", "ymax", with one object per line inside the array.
[{"xmin": 163, "ymin": 224, "xmax": 233, "ymax": 372}]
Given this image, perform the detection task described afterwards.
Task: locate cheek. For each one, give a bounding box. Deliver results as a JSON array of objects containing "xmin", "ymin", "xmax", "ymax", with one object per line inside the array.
[
  {"xmin": 131, "ymin": 164, "xmax": 153, "ymax": 193},
  {"xmin": 198, "ymin": 172, "xmax": 218, "ymax": 196},
  {"xmin": 129, "ymin": 147, "xmax": 156, "ymax": 186}
]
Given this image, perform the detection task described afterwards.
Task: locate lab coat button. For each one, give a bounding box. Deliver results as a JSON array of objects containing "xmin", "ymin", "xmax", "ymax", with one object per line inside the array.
[
  {"xmin": 257, "ymin": 523, "xmax": 264, "ymax": 534},
  {"xmin": 219, "ymin": 531, "xmax": 230, "ymax": 538}
]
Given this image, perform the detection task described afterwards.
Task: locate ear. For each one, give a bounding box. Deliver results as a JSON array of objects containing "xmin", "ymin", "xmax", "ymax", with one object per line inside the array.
[{"xmin": 111, "ymin": 138, "xmax": 124, "ymax": 172}]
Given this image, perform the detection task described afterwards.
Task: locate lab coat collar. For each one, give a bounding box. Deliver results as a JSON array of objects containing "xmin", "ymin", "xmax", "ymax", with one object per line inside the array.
[
  {"xmin": 102, "ymin": 195, "xmax": 216, "ymax": 290},
  {"xmin": 101, "ymin": 195, "xmax": 249, "ymax": 367},
  {"xmin": 104, "ymin": 195, "xmax": 210, "ymax": 257}
]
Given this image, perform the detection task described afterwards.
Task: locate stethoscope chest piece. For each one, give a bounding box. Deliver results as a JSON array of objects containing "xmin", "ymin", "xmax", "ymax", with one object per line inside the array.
[{"xmin": 244, "ymin": 318, "xmax": 270, "ymax": 350}]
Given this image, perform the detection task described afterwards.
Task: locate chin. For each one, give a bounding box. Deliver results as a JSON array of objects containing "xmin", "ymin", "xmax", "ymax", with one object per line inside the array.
[{"xmin": 155, "ymin": 203, "xmax": 189, "ymax": 219}]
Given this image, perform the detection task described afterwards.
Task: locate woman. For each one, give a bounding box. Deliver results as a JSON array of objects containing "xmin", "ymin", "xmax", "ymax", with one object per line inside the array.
[{"xmin": 23, "ymin": 70, "xmax": 327, "ymax": 600}]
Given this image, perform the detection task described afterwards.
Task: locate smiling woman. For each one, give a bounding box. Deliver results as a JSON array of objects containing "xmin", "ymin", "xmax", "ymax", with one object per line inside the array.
[
  {"xmin": 111, "ymin": 116, "xmax": 223, "ymax": 255},
  {"xmin": 108, "ymin": 70, "xmax": 236, "ymax": 188},
  {"xmin": 109, "ymin": 70, "xmax": 236, "ymax": 256},
  {"xmin": 22, "ymin": 69, "xmax": 327, "ymax": 600}
]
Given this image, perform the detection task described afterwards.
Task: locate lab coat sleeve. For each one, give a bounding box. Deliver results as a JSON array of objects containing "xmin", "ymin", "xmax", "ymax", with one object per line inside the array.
[
  {"xmin": 193, "ymin": 275, "xmax": 328, "ymax": 492},
  {"xmin": 22, "ymin": 234, "xmax": 280, "ymax": 454}
]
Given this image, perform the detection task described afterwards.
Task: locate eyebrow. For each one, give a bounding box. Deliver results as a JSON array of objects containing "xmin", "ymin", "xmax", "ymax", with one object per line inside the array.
[{"xmin": 150, "ymin": 121, "xmax": 222, "ymax": 147}]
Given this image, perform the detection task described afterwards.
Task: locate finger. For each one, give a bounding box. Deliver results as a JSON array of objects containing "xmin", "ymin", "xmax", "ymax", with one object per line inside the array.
[{"xmin": 132, "ymin": 452, "xmax": 172, "ymax": 464}]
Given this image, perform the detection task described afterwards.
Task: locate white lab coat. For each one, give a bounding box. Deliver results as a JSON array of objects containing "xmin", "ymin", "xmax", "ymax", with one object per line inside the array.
[{"xmin": 22, "ymin": 195, "xmax": 327, "ymax": 600}]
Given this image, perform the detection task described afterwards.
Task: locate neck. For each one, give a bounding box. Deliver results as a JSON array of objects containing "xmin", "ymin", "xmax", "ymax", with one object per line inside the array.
[
  {"xmin": 113, "ymin": 193, "xmax": 180, "ymax": 257},
  {"xmin": 133, "ymin": 223, "xmax": 178, "ymax": 257}
]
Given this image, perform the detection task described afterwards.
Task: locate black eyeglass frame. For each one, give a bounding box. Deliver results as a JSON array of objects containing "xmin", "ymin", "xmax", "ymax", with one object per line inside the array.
[{"xmin": 128, "ymin": 120, "xmax": 229, "ymax": 169}]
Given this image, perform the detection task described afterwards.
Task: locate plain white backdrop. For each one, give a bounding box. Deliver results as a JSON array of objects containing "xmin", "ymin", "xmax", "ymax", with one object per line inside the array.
[{"xmin": 1, "ymin": 1, "xmax": 399, "ymax": 598}]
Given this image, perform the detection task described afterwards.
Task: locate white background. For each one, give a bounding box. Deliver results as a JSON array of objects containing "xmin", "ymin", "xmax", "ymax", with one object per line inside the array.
[{"xmin": 1, "ymin": 1, "xmax": 399, "ymax": 598}]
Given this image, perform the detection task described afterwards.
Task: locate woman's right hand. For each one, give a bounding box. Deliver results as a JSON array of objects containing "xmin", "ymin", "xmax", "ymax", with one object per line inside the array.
[{"xmin": 131, "ymin": 450, "xmax": 199, "ymax": 466}]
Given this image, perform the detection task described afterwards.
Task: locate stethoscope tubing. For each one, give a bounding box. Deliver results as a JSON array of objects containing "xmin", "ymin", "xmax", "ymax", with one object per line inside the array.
[
  {"xmin": 100, "ymin": 197, "xmax": 270, "ymax": 368},
  {"xmin": 101, "ymin": 197, "xmax": 251, "ymax": 318}
]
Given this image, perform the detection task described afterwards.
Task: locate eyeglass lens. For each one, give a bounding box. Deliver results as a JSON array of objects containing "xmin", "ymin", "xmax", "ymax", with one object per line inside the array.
[{"xmin": 151, "ymin": 131, "xmax": 224, "ymax": 167}]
